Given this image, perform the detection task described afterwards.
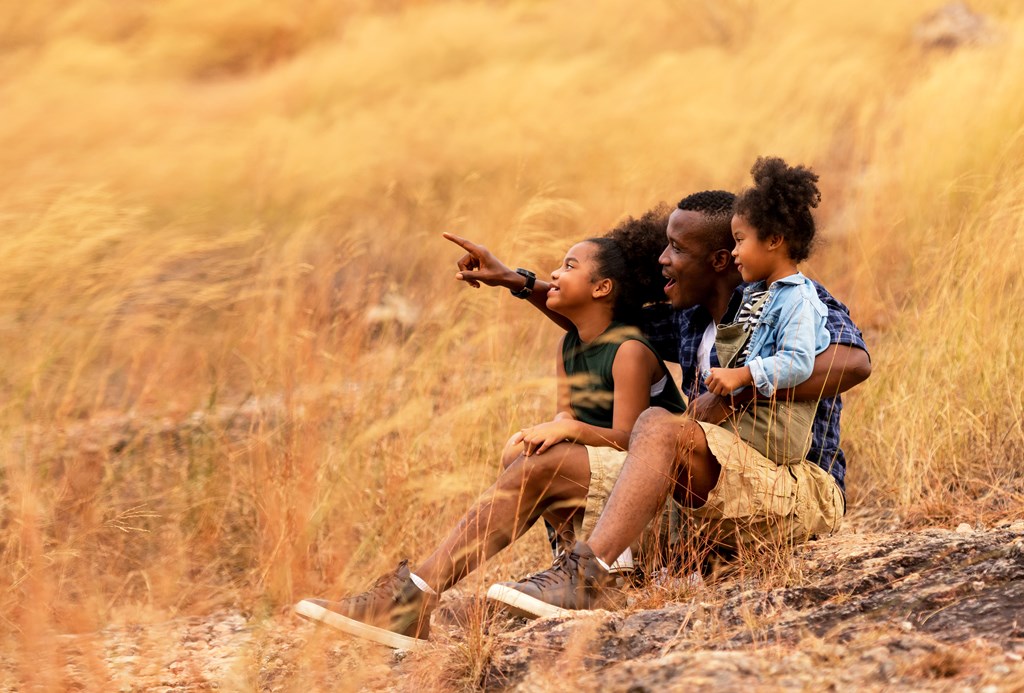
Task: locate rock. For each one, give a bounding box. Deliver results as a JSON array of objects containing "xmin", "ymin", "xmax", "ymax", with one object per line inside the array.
[
  {"xmin": 475, "ymin": 524, "xmax": 1024, "ymax": 689},
  {"xmin": 1009, "ymin": 538, "xmax": 1024, "ymax": 558}
]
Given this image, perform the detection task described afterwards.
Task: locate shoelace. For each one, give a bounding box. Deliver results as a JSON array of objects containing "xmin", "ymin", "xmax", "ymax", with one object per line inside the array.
[
  {"xmin": 344, "ymin": 560, "xmax": 408, "ymax": 606},
  {"xmin": 520, "ymin": 551, "xmax": 581, "ymax": 590}
]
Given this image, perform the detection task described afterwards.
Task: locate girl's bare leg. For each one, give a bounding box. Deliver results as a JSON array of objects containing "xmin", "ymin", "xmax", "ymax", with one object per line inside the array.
[{"xmin": 414, "ymin": 442, "xmax": 591, "ymax": 592}]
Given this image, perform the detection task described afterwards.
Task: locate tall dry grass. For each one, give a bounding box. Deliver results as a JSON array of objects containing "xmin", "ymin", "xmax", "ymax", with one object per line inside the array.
[{"xmin": 1, "ymin": 0, "xmax": 1023, "ymax": 688}]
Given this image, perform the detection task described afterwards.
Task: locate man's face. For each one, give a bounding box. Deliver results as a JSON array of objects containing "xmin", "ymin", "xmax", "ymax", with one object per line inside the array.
[{"xmin": 659, "ymin": 209, "xmax": 717, "ymax": 309}]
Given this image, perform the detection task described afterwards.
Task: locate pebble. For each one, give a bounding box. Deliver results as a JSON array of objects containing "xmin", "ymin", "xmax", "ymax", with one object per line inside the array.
[
  {"xmin": 955, "ymin": 523, "xmax": 974, "ymax": 534},
  {"xmin": 1009, "ymin": 539, "xmax": 1024, "ymax": 558},
  {"xmin": 863, "ymin": 646, "xmax": 890, "ymax": 661}
]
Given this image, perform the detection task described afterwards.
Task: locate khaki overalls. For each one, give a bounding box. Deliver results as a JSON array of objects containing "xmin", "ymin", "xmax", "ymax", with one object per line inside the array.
[{"xmin": 713, "ymin": 294, "xmax": 816, "ymax": 466}]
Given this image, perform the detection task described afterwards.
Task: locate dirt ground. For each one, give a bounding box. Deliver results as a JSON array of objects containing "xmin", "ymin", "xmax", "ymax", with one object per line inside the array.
[{"xmin": 4, "ymin": 521, "xmax": 1022, "ymax": 691}]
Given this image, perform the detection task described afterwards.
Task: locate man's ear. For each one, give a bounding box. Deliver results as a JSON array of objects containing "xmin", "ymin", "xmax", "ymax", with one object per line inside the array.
[
  {"xmin": 710, "ymin": 249, "xmax": 733, "ymax": 272},
  {"xmin": 592, "ymin": 277, "xmax": 614, "ymax": 299}
]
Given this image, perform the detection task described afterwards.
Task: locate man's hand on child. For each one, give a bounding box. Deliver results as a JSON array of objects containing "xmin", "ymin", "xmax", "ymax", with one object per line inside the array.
[
  {"xmin": 511, "ymin": 420, "xmax": 578, "ymax": 456},
  {"xmin": 705, "ymin": 366, "xmax": 753, "ymax": 396},
  {"xmin": 442, "ymin": 232, "xmax": 515, "ymax": 289}
]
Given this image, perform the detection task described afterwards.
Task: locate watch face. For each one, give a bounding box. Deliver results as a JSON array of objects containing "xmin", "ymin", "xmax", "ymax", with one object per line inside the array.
[{"xmin": 512, "ymin": 269, "xmax": 535, "ymax": 297}]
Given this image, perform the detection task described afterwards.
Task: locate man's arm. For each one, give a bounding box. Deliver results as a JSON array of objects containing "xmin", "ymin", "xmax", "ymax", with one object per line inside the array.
[
  {"xmin": 694, "ymin": 281, "xmax": 871, "ymax": 422},
  {"xmin": 745, "ymin": 343, "xmax": 871, "ymax": 401},
  {"xmin": 442, "ymin": 232, "xmax": 573, "ymax": 330},
  {"xmin": 689, "ymin": 343, "xmax": 871, "ymax": 422},
  {"xmin": 782, "ymin": 343, "xmax": 872, "ymax": 399},
  {"xmin": 808, "ymin": 280, "xmax": 873, "ymax": 396}
]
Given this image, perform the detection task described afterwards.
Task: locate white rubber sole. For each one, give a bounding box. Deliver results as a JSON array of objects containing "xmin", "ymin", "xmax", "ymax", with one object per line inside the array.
[
  {"xmin": 293, "ymin": 600, "xmax": 427, "ymax": 651},
  {"xmin": 485, "ymin": 583, "xmax": 571, "ymax": 620}
]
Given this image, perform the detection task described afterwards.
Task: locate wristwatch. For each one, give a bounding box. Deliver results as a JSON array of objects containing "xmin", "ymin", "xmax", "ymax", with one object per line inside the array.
[{"xmin": 510, "ymin": 268, "xmax": 536, "ymax": 298}]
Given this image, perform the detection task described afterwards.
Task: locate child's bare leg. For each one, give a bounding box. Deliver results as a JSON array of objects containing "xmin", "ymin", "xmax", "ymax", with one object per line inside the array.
[
  {"xmin": 497, "ymin": 441, "xmax": 585, "ymax": 556},
  {"xmin": 414, "ymin": 442, "xmax": 591, "ymax": 592}
]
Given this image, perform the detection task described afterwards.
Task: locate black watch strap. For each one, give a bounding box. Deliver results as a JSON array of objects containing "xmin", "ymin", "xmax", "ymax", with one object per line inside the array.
[{"xmin": 510, "ymin": 268, "xmax": 536, "ymax": 298}]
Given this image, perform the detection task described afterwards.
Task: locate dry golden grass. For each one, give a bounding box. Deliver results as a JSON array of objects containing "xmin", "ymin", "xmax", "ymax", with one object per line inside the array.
[{"xmin": 1, "ymin": 0, "xmax": 1023, "ymax": 688}]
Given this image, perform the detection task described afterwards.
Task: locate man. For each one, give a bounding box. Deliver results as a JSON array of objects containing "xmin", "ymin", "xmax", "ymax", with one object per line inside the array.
[
  {"xmin": 483, "ymin": 190, "xmax": 871, "ymax": 616},
  {"xmin": 294, "ymin": 192, "xmax": 870, "ymax": 644}
]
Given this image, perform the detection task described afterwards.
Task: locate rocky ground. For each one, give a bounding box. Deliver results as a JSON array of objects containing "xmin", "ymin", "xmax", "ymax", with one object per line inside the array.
[{"xmin": 5, "ymin": 520, "xmax": 1022, "ymax": 691}]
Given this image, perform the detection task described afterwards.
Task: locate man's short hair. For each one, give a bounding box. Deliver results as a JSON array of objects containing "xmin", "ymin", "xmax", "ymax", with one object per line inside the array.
[{"xmin": 677, "ymin": 190, "xmax": 736, "ymax": 253}]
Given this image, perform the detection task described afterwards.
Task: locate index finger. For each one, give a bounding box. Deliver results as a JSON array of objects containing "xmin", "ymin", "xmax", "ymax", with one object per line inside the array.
[{"xmin": 442, "ymin": 232, "xmax": 482, "ymax": 254}]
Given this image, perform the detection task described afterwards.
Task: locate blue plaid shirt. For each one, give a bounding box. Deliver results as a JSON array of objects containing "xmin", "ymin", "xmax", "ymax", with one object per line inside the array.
[{"xmin": 642, "ymin": 282, "xmax": 869, "ymax": 494}]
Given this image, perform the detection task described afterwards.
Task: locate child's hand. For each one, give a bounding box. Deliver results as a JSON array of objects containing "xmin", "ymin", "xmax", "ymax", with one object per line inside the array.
[
  {"xmin": 511, "ymin": 420, "xmax": 579, "ymax": 456},
  {"xmin": 705, "ymin": 366, "xmax": 753, "ymax": 396}
]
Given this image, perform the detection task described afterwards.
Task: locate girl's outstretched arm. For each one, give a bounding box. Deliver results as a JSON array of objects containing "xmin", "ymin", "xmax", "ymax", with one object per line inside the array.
[{"xmin": 443, "ymin": 232, "xmax": 573, "ymax": 331}]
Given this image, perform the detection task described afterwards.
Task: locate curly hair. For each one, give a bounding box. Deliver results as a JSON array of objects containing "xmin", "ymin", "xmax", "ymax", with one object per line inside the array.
[
  {"xmin": 678, "ymin": 190, "xmax": 737, "ymax": 253},
  {"xmin": 734, "ymin": 157, "xmax": 821, "ymax": 263},
  {"xmin": 584, "ymin": 203, "xmax": 672, "ymax": 325}
]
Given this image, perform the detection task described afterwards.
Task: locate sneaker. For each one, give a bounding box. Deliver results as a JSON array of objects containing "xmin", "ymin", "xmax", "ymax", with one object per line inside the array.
[
  {"xmin": 486, "ymin": 541, "xmax": 622, "ymax": 619},
  {"xmin": 294, "ymin": 560, "xmax": 436, "ymax": 650}
]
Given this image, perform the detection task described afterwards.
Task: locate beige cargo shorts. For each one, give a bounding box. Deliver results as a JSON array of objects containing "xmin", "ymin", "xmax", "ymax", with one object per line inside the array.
[{"xmin": 579, "ymin": 423, "xmax": 843, "ymax": 556}]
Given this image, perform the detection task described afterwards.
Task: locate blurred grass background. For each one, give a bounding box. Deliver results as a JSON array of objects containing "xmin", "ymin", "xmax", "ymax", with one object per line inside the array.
[{"xmin": 1, "ymin": 0, "xmax": 1023, "ymax": 687}]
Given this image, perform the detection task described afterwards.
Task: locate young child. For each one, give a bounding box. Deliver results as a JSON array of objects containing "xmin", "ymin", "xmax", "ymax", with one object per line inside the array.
[
  {"xmin": 295, "ymin": 210, "xmax": 685, "ymax": 648},
  {"xmin": 703, "ymin": 157, "xmax": 830, "ymax": 465}
]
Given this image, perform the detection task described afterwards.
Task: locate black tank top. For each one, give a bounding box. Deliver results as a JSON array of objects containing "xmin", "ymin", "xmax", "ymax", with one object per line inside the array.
[{"xmin": 561, "ymin": 322, "xmax": 687, "ymax": 428}]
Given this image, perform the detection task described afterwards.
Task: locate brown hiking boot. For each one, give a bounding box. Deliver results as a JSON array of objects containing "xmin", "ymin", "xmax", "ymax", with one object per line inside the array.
[
  {"xmin": 294, "ymin": 560, "xmax": 437, "ymax": 650},
  {"xmin": 485, "ymin": 541, "xmax": 623, "ymax": 619}
]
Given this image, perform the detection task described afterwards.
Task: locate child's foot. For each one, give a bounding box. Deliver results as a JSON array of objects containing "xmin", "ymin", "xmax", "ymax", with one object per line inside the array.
[
  {"xmin": 294, "ymin": 560, "xmax": 436, "ymax": 650},
  {"xmin": 485, "ymin": 541, "xmax": 623, "ymax": 619}
]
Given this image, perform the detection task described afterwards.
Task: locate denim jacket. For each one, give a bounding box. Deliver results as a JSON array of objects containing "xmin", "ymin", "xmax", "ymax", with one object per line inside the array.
[
  {"xmin": 641, "ymin": 280, "xmax": 868, "ymax": 492},
  {"xmin": 741, "ymin": 272, "xmax": 830, "ymax": 398}
]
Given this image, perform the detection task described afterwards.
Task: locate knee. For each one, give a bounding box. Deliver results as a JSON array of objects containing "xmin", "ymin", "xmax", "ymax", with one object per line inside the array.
[
  {"xmin": 631, "ymin": 407, "xmax": 689, "ymax": 452},
  {"xmin": 634, "ymin": 406, "xmax": 683, "ymax": 438},
  {"xmin": 500, "ymin": 438, "xmax": 523, "ymax": 471},
  {"xmin": 506, "ymin": 444, "xmax": 579, "ymax": 492},
  {"xmin": 518, "ymin": 450, "xmax": 558, "ymax": 486}
]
